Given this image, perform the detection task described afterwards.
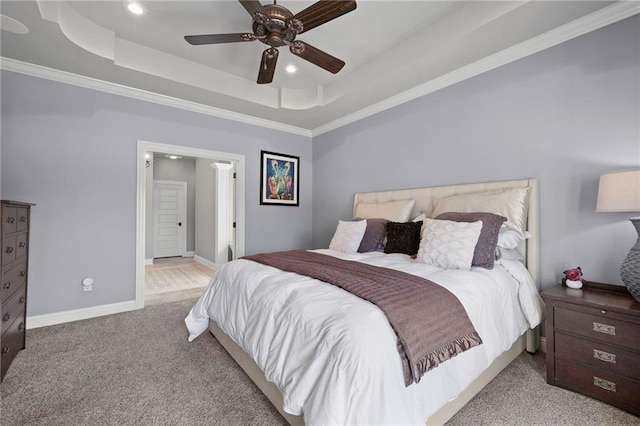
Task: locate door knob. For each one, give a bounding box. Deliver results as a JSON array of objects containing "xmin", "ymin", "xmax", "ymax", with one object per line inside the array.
[{"xmin": 178, "ymin": 222, "xmax": 182, "ymax": 226}]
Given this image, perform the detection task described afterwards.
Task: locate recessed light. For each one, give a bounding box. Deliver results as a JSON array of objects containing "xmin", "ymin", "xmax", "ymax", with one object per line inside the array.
[
  {"xmin": 125, "ymin": 2, "xmax": 146, "ymax": 15},
  {"xmin": 165, "ymin": 155, "xmax": 182, "ymax": 160},
  {"xmin": 285, "ymin": 64, "xmax": 298, "ymax": 74}
]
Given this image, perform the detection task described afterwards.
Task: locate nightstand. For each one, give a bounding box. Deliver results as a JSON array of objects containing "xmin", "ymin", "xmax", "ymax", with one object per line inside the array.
[{"xmin": 542, "ymin": 282, "xmax": 640, "ymax": 416}]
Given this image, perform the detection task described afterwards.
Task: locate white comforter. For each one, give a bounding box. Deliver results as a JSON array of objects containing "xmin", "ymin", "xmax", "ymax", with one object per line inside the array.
[{"xmin": 185, "ymin": 249, "xmax": 543, "ymax": 425}]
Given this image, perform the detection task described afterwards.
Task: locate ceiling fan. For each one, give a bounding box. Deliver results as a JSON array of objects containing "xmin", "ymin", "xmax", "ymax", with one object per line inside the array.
[{"xmin": 184, "ymin": 0, "xmax": 357, "ymax": 84}]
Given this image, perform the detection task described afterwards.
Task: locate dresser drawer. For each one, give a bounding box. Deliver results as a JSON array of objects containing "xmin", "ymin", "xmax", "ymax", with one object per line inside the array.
[
  {"xmin": 2, "ymin": 235, "xmax": 16, "ymax": 266},
  {"xmin": 1, "ymin": 313, "xmax": 26, "ymax": 380},
  {"xmin": 1, "ymin": 285, "xmax": 26, "ymax": 336},
  {"xmin": 2, "ymin": 206, "xmax": 17, "ymax": 234},
  {"xmin": 1, "ymin": 261, "xmax": 27, "ymax": 302},
  {"xmin": 554, "ymin": 305, "xmax": 640, "ymax": 352},
  {"xmin": 555, "ymin": 358, "xmax": 640, "ymax": 416},
  {"xmin": 16, "ymin": 208, "xmax": 29, "ymax": 232},
  {"xmin": 15, "ymin": 232, "xmax": 28, "ymax": 260},
  {"xmin": 555, "ymin": 332, "xmax": 640, "ymax": 380}
]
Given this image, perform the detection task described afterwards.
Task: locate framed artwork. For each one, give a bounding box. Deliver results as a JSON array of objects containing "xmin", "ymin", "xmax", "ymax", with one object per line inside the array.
[{"xmin": 260, "ymin": 150, "xmax": 299, "ymax": 206}]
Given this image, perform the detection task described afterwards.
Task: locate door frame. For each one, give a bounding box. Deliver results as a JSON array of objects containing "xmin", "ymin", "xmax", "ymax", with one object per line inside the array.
[
  {"xmin": 152, "ymin": 179, "xmax": 187, "ymax": 259},
  {"xmin": 136, "ymin": 140, "xmax": 246, "ymax": 309}
]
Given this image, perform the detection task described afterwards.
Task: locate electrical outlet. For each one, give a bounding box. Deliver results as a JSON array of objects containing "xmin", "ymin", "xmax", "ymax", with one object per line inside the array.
[{"xmin": 81, "ymin": 277, "xmax": 94, "ymax": 292}]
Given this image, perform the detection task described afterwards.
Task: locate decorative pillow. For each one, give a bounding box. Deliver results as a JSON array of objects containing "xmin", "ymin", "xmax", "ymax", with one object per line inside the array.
[
  {"xmin": 384, "ymin": 221, "xmax": 423, "ymax": 255},
  {"xmin": 416, "ymin": 218, "xmax": 482, "ymax": 270},
  {"xmin": 354, "ymin": 200, "xmax": 416, "ymax": 222},
  {"xmin": 329, "ymin": 220, "xmax": 367, "ymax": 253},
  {"xmin": 431, "ymin": 187, "xmax": 530, "ymax": 237},
  {"xmin": 497, "ymin": 228, "xmax": 524, "ymax": 249},
  {"xmin": 354, "ymin": 217, "xmax": 389, "ymax": 252},
  {"xmin": 436, "ymin": 212, "xmax": 507, "ymax": 269}
]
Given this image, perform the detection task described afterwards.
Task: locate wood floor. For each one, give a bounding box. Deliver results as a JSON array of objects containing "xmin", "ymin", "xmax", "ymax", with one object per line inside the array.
[{"xmin": 145, "ymin": 256, "xmax": 214, "ymax": 305}]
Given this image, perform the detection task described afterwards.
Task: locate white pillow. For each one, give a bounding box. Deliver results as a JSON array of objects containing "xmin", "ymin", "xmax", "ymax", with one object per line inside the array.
[
  {"xmin": 497, "ymin": 228, "xmax": 523, "ymax": 249},
  {"xmin": 354, "ymin": 200, "xmax": 416, "ymax": 222},
  {"xmin": 412, "ymin": 213, "xmax": 426, "ymax": 222},
  {"xmin": 431, "ymin": 187, "xmax": 530, "ymax": 237},
  {"xmin": 329, "ymin": 220, "xmax": 367, "ymax": 253},
  {"xmin": 416, "ymin": 218, "xmax": 482, "ymax": 270}
]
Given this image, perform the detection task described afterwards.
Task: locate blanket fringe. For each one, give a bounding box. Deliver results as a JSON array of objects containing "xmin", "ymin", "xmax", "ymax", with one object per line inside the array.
[{"xmin": 411, "ymin": 332, "xmax": 483, "ymax": 385}]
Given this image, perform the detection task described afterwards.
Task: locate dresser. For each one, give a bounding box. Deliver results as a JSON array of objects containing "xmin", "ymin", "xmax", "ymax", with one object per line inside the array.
[
  {"xmin": 1, "ymin": 200, "xmax": 34, "ymax": 381},
  {"xmin": 542, "ymin": 282, "xmax": 640, "ymax": 416}
]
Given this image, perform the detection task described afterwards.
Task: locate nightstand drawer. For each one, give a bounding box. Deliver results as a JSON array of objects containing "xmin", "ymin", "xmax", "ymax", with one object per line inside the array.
[
  {"xmin": 555, "ymin": 332, "xmax": 640, "ymax": 380},
  {"xmin": 555, "ymin": 306, "xmax": 640, "ymax": 352},
  {"xmin": 555, "ymin": 358, "xmax": 640, "ymax": 416},
  {"xmin": 1, "ymin": 285, "xmax": 26, "ymax": 337}
]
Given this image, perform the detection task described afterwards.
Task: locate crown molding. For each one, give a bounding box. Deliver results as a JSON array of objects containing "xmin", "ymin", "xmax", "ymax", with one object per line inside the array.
[
  {"xmin": 311, "ymin": 1, "xmax": 640, "ymax": 136},
  {"xmin": 1, "ymin": 1, "xmax": 637, "ymax": 139},
  {"xmin": 0, "ymin": 57, "xmax": 312, "ymax": 137}
]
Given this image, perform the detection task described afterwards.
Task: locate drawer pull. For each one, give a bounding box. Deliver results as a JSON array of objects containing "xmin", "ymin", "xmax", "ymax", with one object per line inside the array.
[
  {"xmin": 18, "ymin": 242, "xmax": 25, "ymax": 248},
  {"xmin": 19, "ymin": 216, "xmax": 26, "ymax": 223},
  {"xmin": 2, "ymin": 313, "xmax": 9, "ymax": 322},
  {"xmin": 593, "ymin": 349, "xmax": 616, "ymax": 363},
  {"xmin": 20, "ymin": 271, "xmax": 25, "ymax": 277},
  {"xmin": 18, "ymin": 322, "xmax": 24, "ymax": 331},
  {"xmin": 19, "ymin": 296, "xmax": 25, "ymax": 304},
  {"xmin": 3, "ymin": 282, "xmax": 10, "ymax": 290},
  {"xmin": 593, "ymin": 376, "xmax": 616, "ymax": 392},
  {"xmin": 593, "ymin": 322, "xmax": 615, "ymax": 336},
  {"xmin": 7, "ymin": 217, "xmax": 14, "ymax": 224},
  {"xmin": 1, "ymin": 345, "xmax": 9, "ymax": 354},
  {"xmin": 5, "ymin": 246, "xmax": 14, "ymax": 254}
]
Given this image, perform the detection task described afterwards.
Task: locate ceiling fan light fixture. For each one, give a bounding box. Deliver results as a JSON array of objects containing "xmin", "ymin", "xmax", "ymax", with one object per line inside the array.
[
  {"xmin": 125, "ymin": 2, "xmax": 146, "ymax": 16},
  {"xmin": 285, "ymin": 64, "xmax": 298, "ymax": 74}
]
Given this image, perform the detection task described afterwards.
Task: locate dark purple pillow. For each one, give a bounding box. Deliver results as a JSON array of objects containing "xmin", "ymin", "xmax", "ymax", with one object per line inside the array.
[
  {"xmin": 384, "ymin": 221, "xmax": 423, "ymax": 256},
  {"xmin": 355, "ymin": 218, "xmax": 389, "ymax": 253},
  {"xmin": 436, "ymin": 212, "xmax": 507, "ymax": 269}
]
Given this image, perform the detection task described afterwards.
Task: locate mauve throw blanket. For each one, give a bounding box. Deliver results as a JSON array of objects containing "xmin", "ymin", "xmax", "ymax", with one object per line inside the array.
[{"xmin": 242, "ymin": 250, "xmax": 482, "ymax": 386}]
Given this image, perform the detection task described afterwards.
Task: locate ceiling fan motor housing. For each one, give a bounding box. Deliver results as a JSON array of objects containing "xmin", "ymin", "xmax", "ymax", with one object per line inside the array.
[{"xmin": 253, "ymin": 4, "xmax": 301, "ymax": 47}]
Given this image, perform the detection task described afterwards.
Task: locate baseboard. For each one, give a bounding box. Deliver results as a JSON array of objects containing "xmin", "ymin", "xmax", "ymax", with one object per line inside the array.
[
  {"xmin": 184, "ymin": 251, "xmax": 195, "ymax": 257},
  {"xmin": 27, "ymin": 300, "xmax": 139, "ymax": 329},
  {"xmin": 145, "ymin": 258, "xmax": 153, "ymax": 265},
  {"xmin": 193, "ymin": 255, "xmax": 221, "ymax": 270}
]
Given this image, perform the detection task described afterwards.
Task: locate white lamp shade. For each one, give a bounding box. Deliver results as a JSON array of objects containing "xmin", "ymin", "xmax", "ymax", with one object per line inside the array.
[{"xmin": 596, "ymin": 169, "xmax": 640, "ymax": 212}]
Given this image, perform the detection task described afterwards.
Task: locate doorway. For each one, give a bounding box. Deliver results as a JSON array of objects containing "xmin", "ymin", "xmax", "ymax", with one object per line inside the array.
[{"xmin": 136, "ymin": 140, "xmax": 246, "ymax": 309}]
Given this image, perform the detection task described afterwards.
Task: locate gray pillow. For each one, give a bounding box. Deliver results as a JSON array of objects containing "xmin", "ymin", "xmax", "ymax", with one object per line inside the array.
[
  {"xmin": 355, "ymin": 218, "xmax": 389, "ymax": 252},
  {"xmin": 436, "ymin": 212, "xmax": 507, "ymax": 269}
]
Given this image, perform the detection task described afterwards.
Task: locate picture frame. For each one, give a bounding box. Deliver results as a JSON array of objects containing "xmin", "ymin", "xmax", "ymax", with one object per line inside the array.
[{"xmin": 260, "ymin": 150, "xmax": 300, "ymax": 206}]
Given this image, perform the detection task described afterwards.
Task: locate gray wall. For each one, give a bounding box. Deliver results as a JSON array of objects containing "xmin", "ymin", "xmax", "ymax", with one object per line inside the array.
[
  {"xmin": 1, "ymin": 72, "xmax": 313, "ymax": 316},
  {"xmin": 152, "ymin": 156, "xmax": 197, "ymax": 254},
  {"xmin": 313, "ymin": 16, "xmax": 640, "ymax": 290}
]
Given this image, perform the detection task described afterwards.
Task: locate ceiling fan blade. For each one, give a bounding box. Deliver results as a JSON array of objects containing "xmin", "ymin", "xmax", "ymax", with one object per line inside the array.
[
  {"xmin": 290, "ymin": 41, "xmax": 344, "ymax": 74},
  {"xmin": 292, "ymin": 0, "xmax": 356, "ymax": 34},
  {"xmin": 239, "ymin": 0, "xmax": 266, "ymax": 17},
  {"xmin": 257, "ymin": 48, "xmax": 279, "ymax": 84},
  {"xmin": 184, "ymin": 33, "xmax": 254, "ymax": 45}
]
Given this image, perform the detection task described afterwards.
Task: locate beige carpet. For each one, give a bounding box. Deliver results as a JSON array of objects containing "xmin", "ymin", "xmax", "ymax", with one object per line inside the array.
[
  {"xmin": 2, "ymin": 297, "xmax": 638, "ymax": 425},
  {"xmin": 145, "ymin": 259, "xmax": 214, "ymax": 295}
]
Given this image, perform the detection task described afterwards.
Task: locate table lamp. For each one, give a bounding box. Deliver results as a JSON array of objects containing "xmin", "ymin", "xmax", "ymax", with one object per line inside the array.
[{"xmin": 596, "ymin": 169, "xmax": 640, "ymax": 301}]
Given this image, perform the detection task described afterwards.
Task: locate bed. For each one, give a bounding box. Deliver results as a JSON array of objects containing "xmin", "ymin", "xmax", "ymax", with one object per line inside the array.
[{"xmin": 185, "ymin": 178, "xmax": 544, "ymax": 425}]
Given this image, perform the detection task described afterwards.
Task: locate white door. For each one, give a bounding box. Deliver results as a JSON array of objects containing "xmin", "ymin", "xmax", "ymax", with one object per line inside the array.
[{"xmin": 153, "ymin": 181, "xmax": 187, "ymax": 258}]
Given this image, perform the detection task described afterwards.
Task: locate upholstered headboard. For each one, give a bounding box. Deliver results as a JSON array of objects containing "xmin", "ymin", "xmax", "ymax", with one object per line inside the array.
[{"xmin": 353, "ymin": 179, "xmax": 540, "ymax": 288}]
